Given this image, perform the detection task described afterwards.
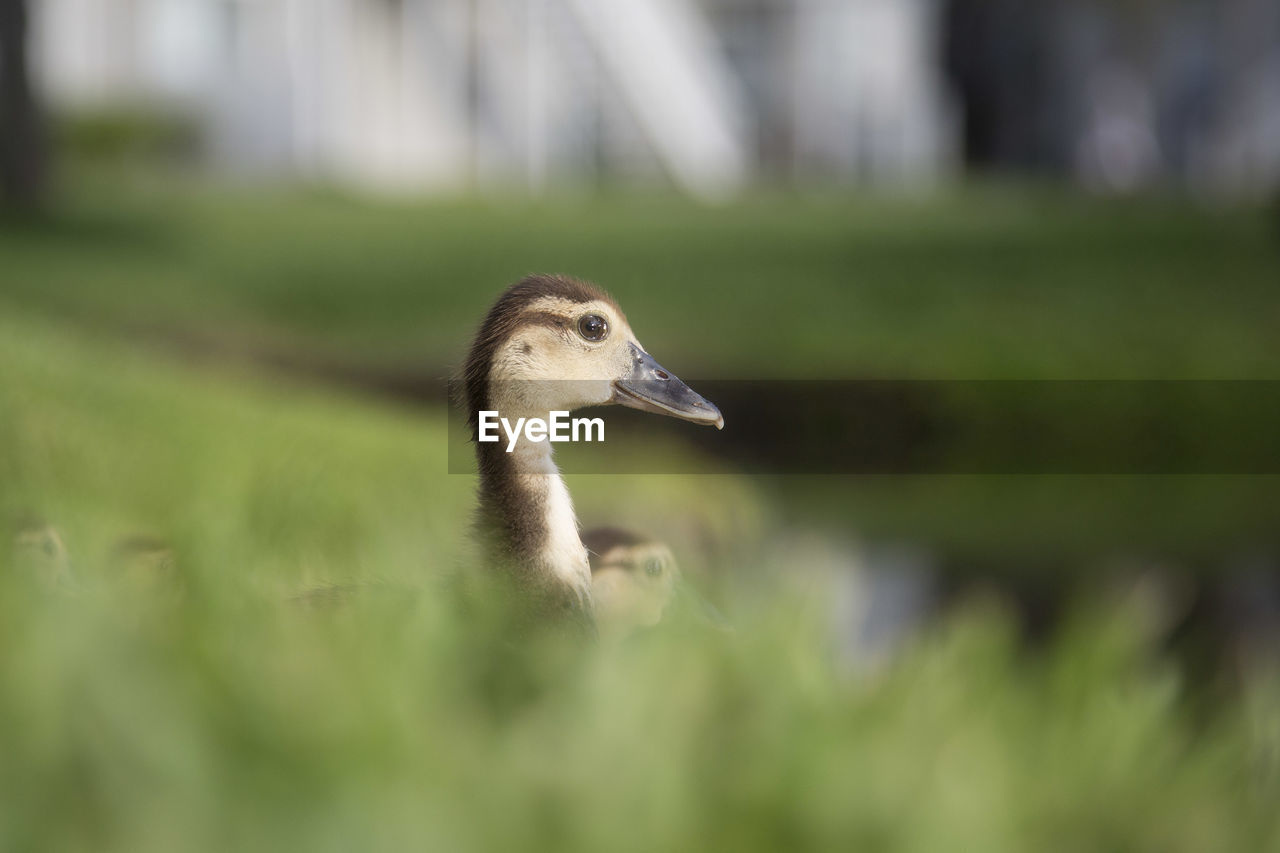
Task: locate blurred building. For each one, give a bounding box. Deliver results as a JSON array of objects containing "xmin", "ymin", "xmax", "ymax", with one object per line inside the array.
[
  {"xmin": 30, "ymin": 0, "xmax": 952, "ymax": 198},
  {"xmin": 27, "ymin": 0, "xmax": 1280, "ymax": 198},
  {"xmin": 943, "ymin": 0, "xmax": 1280, "ymax": 198}
]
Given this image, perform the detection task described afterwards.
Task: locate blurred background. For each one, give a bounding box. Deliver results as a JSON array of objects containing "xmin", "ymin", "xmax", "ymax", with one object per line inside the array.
[
  {"xmin": 9, "ymin": 0, "xmax": 1280, "ymax": 198},
  {"xmin": 3, "ymin": 2, "xmax": 1280, "ymax": 851}
]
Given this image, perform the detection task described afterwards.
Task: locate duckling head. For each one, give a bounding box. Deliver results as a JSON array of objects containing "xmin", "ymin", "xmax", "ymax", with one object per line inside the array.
[
  {"xmin": 464, "ymin": 274, "xmax": 723, "ymax": 431},
  {"xmin": 9, "ymin": 517, "xmax": 77, "ymax": 593}
]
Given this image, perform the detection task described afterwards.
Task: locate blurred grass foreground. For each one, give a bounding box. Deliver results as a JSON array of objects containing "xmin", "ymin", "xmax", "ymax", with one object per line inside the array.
[{"xmin": 3, "ymin": 180, "xmax": 1280, "ymax": 851}]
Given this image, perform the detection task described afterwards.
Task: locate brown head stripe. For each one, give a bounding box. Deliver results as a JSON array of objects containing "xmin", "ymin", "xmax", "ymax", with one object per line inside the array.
[{"xmin": 582, "ymin": 527, "xmax": 655, "ymax": 572}]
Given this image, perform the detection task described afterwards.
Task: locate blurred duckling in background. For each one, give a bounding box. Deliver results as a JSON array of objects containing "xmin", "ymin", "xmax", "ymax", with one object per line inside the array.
[
  {"xmin": 8, "ymin": 515, "xmax": 718, "ymax": 641},
  {"xmin": 584, "ymin": 527, "xmax": 686, "ymax": 641},
  {"xmin": 108, "ymin": 535, "xmax": 185, "ymax": 602},
  {"xmin": 9, "ymin": 516, "xmax": 78, "ymax": 593},
  {"xmin": 8, "ymin": 516, "xmax": 185, "ymax": 607}
]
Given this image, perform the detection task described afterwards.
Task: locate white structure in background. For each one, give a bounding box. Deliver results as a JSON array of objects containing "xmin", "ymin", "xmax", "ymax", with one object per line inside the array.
[
  {"xmin": 789, "ymin": 0, "xmax": 952, "ymax": 185},
  {"xmin": 30, "ymin": 0, "xmax": 952, "ymax": 197}
]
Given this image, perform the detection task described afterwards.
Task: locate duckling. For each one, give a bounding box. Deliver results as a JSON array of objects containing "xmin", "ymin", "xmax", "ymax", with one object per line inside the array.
[
  {"xmin": 8, "ymin": 519, "xmax": 186, "ymax": 604},
  {"xmin": 464, "ymin": 274, "xmax": 722, "ymax": 628},
  {"xmin": 583, "ymin": 527, "xmax": 681, "ymax": 640},
  {"xmin": 107, "ymin": 535, "xmax": 184, "ymax": 602},
  {"xmin": 9, "ymin": 516, "xmax": 77, "ymax": 593}
]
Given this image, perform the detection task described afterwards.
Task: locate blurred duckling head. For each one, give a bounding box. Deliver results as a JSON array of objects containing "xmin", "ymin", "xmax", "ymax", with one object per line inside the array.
[
  {"xmin": 109, "ymin": 535, "xmax": 184, "ymax": 601},
  {"xmin": 583, "ymin": 527, "xmax": 681, "ymax": 639},
  {"xmin": 9, "ymin": 517, "xmax": 76, "ymax": 593}
]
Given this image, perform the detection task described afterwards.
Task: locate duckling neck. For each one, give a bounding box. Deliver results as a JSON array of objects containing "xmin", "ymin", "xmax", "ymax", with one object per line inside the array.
[{"xmin": 474, "ymin": 424, "xmax": 592, "ymax": 607}]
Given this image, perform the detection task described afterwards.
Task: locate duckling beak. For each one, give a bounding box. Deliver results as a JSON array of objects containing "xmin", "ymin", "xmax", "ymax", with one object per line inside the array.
[
  {"xmin": 612, "ymin": 344, "xmax": 724, "ymax": 429},
  {"xmin": 671, "ymin": 579, "xmax": 734, "ymax": 632}
]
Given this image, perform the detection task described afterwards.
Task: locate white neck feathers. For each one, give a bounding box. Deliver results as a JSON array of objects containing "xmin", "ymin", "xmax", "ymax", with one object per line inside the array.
[{"xmin": 503, "ymin": 434, "xmax": 592, "ymax": 604}]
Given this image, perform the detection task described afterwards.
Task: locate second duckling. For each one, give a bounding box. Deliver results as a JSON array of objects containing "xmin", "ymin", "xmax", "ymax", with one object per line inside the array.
[{"xmin": 583, "ymin": 527, "xmax": 683, "ymax": 641}]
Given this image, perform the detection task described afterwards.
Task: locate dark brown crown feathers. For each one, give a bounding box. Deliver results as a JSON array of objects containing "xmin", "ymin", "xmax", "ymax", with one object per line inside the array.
[
  {"xmin": 463, "ymin": 274, "xmax": 621, "ymax": 431},
  {"xmin": 582, "ymin": 526, "xmax": 655, "ymax": 572}
]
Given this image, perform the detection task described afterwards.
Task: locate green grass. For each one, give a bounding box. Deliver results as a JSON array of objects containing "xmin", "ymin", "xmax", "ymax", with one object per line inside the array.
[
  {"xmin": 3, "ymin": 178, "xmax": 1280, "ymax": 848},
  {"xmin": 2, "ymin": 310, "xmax": 1278, "ymax": 852},
  {"xmin": 3, "ymin": 177, "xmax": 1278, "ymax": 379}
]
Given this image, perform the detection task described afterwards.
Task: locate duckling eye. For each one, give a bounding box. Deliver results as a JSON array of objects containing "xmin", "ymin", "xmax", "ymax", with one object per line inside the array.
[
  {"xmin": 577, "ymin": 314, "xmax": 609, "ymax": 342},
  {"xmin": 644, "ymin": 558, "xmax": 663, "ymax": 578}
]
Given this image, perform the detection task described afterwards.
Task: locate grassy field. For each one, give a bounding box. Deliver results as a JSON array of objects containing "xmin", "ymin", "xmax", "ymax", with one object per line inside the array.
[
  {"xmin": 3, "ymin": 175, "xmax": 1278, "ymax": 379},
  {"xmin": 3, "ymin": 180, "xmax": 1280, "ymax": 849}
]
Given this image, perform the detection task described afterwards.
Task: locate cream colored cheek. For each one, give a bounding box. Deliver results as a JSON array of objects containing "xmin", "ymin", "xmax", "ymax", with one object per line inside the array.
[
  {"xmin": 591, "ymin": 569, "xmax": 630, "ymax": 611},
  {"xmin": 492, "ymin": 338, "xmax": 551, "ymax": 379},
  {"xmin": 613, "ymin": 342, "xmax": 636, "ymax": 373}
]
